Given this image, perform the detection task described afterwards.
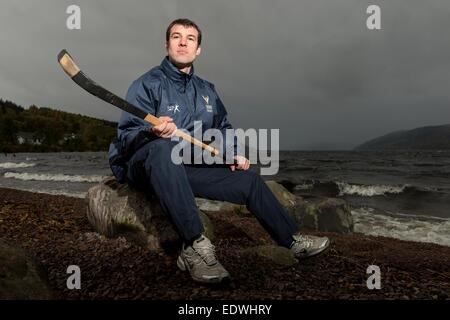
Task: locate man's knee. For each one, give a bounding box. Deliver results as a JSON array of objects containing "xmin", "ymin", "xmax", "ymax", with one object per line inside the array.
[
  {"xmin": 243, "ymin": 169, "xmax": 263, "ymax": 183},
  {"xmin": 234, "ymin": 170, "xmax": 264, "ymax": 195}
]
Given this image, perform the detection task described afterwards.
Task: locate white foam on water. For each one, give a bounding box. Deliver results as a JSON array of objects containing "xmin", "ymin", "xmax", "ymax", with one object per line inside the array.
[
  {"xmin": 338, "ymin": 182, "xmax": 407, "ymax": 197},
  {"xmin": 10, "ymin": 187, "xmax": 87, "ymax": 199},
  {"xmin": 0, "ymin": 162, "xmax": 36, "ymax": 169},
  {"xmin": 352, "ymin": 207, "xmax": 450, "ymax": 247},
  {"xmin": 3, "ymin": 172, "xmax": 106, "ymax": 183},
  {"xmin": 294, "ymin": 182, "xmax": 314, "ymax": 190}
]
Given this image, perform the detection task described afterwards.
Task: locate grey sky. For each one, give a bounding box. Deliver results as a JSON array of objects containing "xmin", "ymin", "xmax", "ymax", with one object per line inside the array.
[{"xmin": 1, "ymin": 0, "xmax": 450, "ymax": 150}]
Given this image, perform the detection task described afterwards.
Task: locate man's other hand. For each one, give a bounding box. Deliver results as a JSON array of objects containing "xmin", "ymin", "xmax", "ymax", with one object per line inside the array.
[
  {"xmin": 151, "ymin": 116, "xmax": 178, "ymax": 138},
  {"xmin": 230, "ymin": 155, "xmax": 250, "ymax": 171}
]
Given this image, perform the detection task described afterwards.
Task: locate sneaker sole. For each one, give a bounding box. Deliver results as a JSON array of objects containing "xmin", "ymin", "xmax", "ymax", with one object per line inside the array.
[
  {"xmin": 296, "ymin": 238, "xmax": 331, "ymax": 259},
  {"xmin": 177, "ymin": 256, "xmax": 230, "ymax": 284}
]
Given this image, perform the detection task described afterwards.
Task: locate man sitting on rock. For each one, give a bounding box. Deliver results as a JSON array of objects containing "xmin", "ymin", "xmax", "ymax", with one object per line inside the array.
[{"xmin": 109, "ymin": 18, "xmax": 330, "ymax": 284}]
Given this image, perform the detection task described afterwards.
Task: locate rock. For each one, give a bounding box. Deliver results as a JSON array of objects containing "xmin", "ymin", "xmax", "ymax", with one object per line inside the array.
[
  {"xmin": 197, "ymin": 180, "xmax": 354, "ymax": 234},
  {"xmin": 195, "ymin": 198, "xmax": 238, "ymax": 213},
  {"xmin": 86, "ymin": 176, "xmax": 214, "ymax": 251},
  {"xmin": 265, "ymin": 180, "xmax": 298, "ymax": 208},
  {"xmin": 0, "ymin": 240, "xmax": 54, "ymax": 299},
  {"xmin": 246, "ymin": 245, "xmax": 297, "ymax": 267},
  {"xmin": 290, "ymin": 197, "xmax": 354, "ymax": 233}
]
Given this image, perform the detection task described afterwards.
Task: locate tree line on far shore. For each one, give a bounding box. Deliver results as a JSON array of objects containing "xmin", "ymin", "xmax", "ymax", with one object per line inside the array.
[{"xmin": 0, "ymin": 99, "xmax": 117, "ymax": 153}]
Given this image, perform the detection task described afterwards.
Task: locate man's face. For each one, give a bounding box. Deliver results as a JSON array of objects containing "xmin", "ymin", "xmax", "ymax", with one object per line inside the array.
[{"xmin": 166, "ymin": 24, "xmax": 201, "ymax": 68}]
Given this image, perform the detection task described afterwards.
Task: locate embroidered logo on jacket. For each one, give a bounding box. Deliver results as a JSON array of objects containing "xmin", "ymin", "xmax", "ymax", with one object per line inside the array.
[
  {"xmin": 167, "ymin": 104, "xmax": 180, "ymax": 113},
  {"xmin": 202, "ymin": 95, "xmax": 213, "ymax": 113}
]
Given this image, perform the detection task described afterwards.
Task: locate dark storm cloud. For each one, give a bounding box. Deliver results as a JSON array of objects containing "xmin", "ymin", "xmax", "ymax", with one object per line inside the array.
[{"xmin": 1, "ymin": 0, "xmax": 450, "ymax": 149}]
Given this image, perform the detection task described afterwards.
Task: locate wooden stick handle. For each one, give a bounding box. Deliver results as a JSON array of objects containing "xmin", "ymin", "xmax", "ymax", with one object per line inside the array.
[{"xmin": 144, "ymin": 114, "xmax": 219, "ymax": 156}]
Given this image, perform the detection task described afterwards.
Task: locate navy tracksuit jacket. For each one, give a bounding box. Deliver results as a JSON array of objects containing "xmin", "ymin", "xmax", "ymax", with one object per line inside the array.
[{"xmin": 108, "ymin": 57, "xmax": 298, "ymax": 247}]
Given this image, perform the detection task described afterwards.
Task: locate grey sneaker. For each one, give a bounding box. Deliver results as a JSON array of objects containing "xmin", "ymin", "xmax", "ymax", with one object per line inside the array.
[
  {"xmin": 177, "ymin": 235, "xmax": 230, "ymax": 284},
  {"xmin": 290, "ymin": 234, "xmax": 330, "ymax": 259}
]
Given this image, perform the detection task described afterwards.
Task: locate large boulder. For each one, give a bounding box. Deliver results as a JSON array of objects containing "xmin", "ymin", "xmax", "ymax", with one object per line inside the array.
[
  {"xmin": 86, "ymin": 177, "xmax": 214, "ymax": 251},
  {"xmin": 0, "ymin": 240, "xmax": 54, "ymax": 300},
  {"xmin": 289, "ymin": 197, "xmax": 354, "ymax": 234}
]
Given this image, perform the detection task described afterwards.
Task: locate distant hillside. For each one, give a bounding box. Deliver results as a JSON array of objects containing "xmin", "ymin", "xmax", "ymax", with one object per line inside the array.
[
  {"xmin": 355, "ymin": 124, "xmax": 450, "ymax": 150},
  {"xmin": 0, "ymin": 99, "xmax": 117, "ymax": 152}
]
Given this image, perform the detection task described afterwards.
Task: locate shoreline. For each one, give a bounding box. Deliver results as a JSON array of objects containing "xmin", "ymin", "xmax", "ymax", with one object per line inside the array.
[
  {"xmin": 1, "ymin": 187, "xmax": 449, "ymax": 300},
  {"xmin": 2, "ymin": 184, "xmax": 449, "ymax": 247}
]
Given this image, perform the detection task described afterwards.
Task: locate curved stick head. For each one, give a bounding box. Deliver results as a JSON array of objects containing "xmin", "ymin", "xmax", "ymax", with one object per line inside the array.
[{"xmin": 58, "ymin": 49, "xmax": 80, "ymax": 78}]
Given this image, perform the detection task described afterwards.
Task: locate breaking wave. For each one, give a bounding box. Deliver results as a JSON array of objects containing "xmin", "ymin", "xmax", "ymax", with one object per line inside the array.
[
  {"xmin": 337, "ymin": 182, "xmax": 408, "ymax": 197},
  {"xmin": 0, "ymin": 162, "xmax": 36, "ymax": 169},
  {"xmin": 8, "ymin": 187, "xmax": 86, "ymax": 199},
  {"xmin": 3, "ymin": 172, "xmax": 106, "ymax": 183},
  {"xmin": 352, "ymin": 207, "xmax": 450, "ymax": 247},
  {"xmin": 291, "ymin": 180, "xmax": 411, "ymax": 197}
]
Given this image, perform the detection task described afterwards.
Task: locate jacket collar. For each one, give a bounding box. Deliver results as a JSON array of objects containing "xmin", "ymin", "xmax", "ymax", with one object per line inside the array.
[{"xmin": 161, "ymin": 56, "xmax": 194, "ymax": 86}]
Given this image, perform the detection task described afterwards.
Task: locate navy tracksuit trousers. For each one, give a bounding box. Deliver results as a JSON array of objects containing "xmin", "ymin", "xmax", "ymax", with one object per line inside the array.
[{"xmin": 126, "ymin": 138, "xmax": 299, "ymax": 248}]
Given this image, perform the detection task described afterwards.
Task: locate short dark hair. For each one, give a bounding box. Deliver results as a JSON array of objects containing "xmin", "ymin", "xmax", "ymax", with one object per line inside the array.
[{"xmin": 166, "ymin": 18, "xmax": 202, "ymax": 46}]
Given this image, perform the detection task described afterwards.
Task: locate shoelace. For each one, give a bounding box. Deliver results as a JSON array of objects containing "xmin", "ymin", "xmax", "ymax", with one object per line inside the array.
[
  {"xmin": 187, "ymin": 239, "xmax": 218, "ymax": 266},
  {"xmin": 293, "ymin": 235, "xmax": 314, "ymax": 250},
  {"xmin": 194, "ymin": 245, "xmax": 218, "ymax": 266}
]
